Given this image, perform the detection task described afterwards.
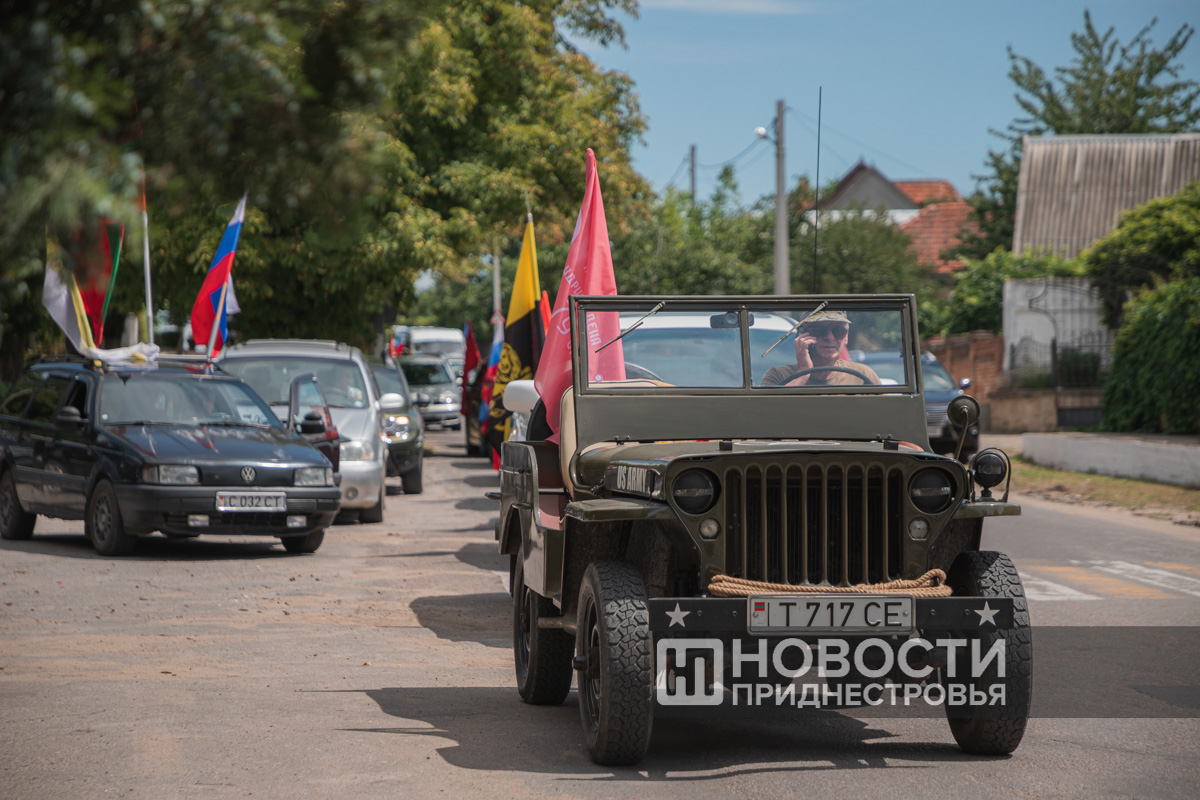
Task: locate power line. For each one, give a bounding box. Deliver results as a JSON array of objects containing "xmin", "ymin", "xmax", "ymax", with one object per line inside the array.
[
  {"xmin": 697, "ymin": 138, "xmax": 767, "ymax": 170},
  {"xmin": 662, "ymin": 154, "xmax": 689, "ymax": 189},
  {"xmin": 791, "ymin": 109, "xmax": 934, "ymax": 178}
]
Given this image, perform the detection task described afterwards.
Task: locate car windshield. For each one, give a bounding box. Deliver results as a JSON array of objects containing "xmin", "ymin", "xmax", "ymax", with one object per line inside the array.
[
  {"xmin": 580, "ymin": 302, "xmax": 911, "ymax": 392},
  {"xmin": 411, "ymin": 341, "xmax": 463, "ymax": 357},
  {"xmin": 98, "ymin": 375, "xmax": 280, "ymax": 427},
  {"xmin": 400, "ymin": 361, "xmax": 453, "ymax": 386},
  {"xmin": 371, "ymin": 366, "xmax": 408, "ymax": 401},
  {"xmin": 922, "ymin": 358, "xmax": 957, "ymax": 391},
  {"xmin": 222, "ymin": 357, "xmax": 369, "ymax": 409}
]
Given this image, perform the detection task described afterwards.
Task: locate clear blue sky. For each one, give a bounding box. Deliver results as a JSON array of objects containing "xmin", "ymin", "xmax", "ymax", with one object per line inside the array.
[{"xmin": 577, "ymin": 0, "xmax": 1200, "ymax": 205}]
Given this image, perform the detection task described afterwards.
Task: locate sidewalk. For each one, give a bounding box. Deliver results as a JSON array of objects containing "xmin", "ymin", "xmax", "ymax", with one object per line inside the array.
[{"xmin": 982, "ymin": 431, "xmax": 1200, "ymax": 489}]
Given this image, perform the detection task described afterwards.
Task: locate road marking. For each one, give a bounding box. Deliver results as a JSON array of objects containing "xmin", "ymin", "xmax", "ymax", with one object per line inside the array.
[
  {"xmin": 1084, "ymin": 560, "xmax": 1200, "ymax": 599},
  {"xmin": 1020, "ymin": 573, "xmax": 1101, "ymax": 601},
  {"xmin": 1037, "ymin": 565, "xmax": 1175, "ymax": 599},
  {"xmin": 1145, "ymin": 561, "xmax": 1200, "ymax": 579}
]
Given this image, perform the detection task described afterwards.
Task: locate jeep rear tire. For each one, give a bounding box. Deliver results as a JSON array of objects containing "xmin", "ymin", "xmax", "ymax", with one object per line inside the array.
[
  {"xmin": 943, "ymin": 550, "xmax": 1032, "ymax": 755},
  {"xmin": 575, "ymin": 560, "xmax": 653, "ymax": 766},
  {"xmin": 513, "ymin": 557, "xmax": 573, "ymax": 705}
]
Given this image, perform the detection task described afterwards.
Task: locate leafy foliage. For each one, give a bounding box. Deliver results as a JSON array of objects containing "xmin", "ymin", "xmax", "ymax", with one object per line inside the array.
[
  {"xmin": 1101, "ymin": 278, "xmax": 1200, "ymax": 433},
  {"xmin": 1083, "ymin": 180, "xmax": 1200, "ymax": 327},
  {"xmin": 795, "ymin": 208, "xmax": 929, "ymax": 296},
  {"xmin": 926, "ymin": 249, "xmax": 1084, "ymax": 337},
  {"xmin": 952, "ymin": 12, "xmax": 1200, "ymax": 259}
]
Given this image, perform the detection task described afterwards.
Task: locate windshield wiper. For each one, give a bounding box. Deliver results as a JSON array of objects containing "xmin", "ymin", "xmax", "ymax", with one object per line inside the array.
[
  {"xmin": 201, "ymin": 420, "xmax": 272, "ymax": 429},
  {"xmin": 596, "ymin": 301, "xmax": 666, "ymax": 353},
  {"xmin": 760, "ymin": 301, "xmax": 829, "ymax": 358}
]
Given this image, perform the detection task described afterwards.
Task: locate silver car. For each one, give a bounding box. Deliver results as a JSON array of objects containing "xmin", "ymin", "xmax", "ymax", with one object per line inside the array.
[
  {"xmin": 220, "ymin": 340, "xmax": 403, "ymax": 522},
  {"xmin": 397, "ymin": 355, "xmax": 462, "ymax": 430}
]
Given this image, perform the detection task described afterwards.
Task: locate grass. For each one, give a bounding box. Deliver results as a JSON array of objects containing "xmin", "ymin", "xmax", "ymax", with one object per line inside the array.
[{"xmin": 1010, "ymin": 456, "xmax": 1200, "ymax": 522}]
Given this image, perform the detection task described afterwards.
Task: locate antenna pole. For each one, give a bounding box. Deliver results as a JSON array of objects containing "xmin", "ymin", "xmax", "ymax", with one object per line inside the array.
[
  {"xmin": 813, "ymin": 87, "xmax": 822, "ymax": 294},
  {"xmin": 773, "ymin": 98, "xmax": 788, "ymax": 295}
]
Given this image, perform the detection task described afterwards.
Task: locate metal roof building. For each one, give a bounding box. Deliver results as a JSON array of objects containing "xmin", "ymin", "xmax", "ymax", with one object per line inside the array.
[{"xmin": 1013, "ymin": 133, "xmax": 1200, "ymax": 259}]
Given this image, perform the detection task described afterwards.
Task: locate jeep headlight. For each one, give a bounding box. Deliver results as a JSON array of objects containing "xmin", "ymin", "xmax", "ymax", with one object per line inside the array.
[
  {"xmin": 142, "ymin": 465, "xmax": 199, "ymax": 485},
  {"xmin": 909, "ymin": 469, "xmax": 955, "ymax": 514},
  {"xmin": 971, "ymin": 450, "xmax": 1007, "ymax": 489},
  {"xmin": 294, "ymin": 467, "xmax": 333, "ymax": 486},
  {"xmin": 672, "ymin": 469, "xmax": 718, "ymax": 515},
  {"xmin": 340, "ymin": 438, "xmax": 375, "ymax": 462}
]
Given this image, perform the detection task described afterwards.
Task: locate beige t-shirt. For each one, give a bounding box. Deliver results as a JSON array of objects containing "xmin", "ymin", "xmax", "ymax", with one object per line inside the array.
[{"xmin": 761, "ymin": 358, "xmax": 881, "ymax": 387}]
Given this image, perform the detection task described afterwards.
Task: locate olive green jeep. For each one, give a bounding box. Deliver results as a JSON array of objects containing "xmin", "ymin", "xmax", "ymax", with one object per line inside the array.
[{"xmin": 493, "ymin": 295, "xmax": 1029, "ymax": 766}]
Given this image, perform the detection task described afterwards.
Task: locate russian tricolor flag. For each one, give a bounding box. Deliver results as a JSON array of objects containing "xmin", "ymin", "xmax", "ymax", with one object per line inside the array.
[{"xmin": 190, "ymin": 194, "xmax": 247, "ymax": 355}]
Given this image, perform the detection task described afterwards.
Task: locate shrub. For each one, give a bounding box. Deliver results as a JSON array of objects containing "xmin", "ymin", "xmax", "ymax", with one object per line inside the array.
[{"xmin": 1101, "ymin": 278, "xmax": 1200, "ymax": 433}]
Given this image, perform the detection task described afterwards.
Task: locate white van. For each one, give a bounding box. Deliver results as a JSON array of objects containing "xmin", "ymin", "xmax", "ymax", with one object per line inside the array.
[{"xmin": 396, "ymin": 326, "xmax": 465, "ymax": 358}]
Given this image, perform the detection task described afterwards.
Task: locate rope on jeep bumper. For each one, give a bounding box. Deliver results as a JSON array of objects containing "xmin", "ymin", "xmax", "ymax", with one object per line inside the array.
[{"xmin": 708, "ymin": 568, "xmax": 953, "ymax": 598}]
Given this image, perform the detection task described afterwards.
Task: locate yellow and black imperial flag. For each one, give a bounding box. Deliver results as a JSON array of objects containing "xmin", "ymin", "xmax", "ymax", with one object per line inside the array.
[{"xmin": 487, "ymin": 215, "xmax": 546, "ymax": 451}]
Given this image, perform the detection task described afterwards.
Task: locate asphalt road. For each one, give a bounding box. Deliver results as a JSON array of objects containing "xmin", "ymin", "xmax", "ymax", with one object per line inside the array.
[{"xmin": 2, "ymin": 428, "xmax": 1198, "ymax": 799}]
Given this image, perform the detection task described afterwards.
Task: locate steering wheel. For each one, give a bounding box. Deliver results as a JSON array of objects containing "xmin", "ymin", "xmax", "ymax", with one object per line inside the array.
[
  {"xmin": 624, "ymin": 362, "xmax": 664, "ymax": 382},
  {"xmin": 775, "ymin": 365, "xmax": 873, "ymax": 385}
]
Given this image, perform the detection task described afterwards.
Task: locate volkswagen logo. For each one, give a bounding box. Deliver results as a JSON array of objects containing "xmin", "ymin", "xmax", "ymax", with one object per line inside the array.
[{"xmin": 241, "ymin": 466, "xmax": 256, "ymax": 484}]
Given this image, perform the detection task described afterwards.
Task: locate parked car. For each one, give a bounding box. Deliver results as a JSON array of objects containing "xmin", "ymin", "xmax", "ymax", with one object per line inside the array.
[
  {"xmin": 496, "ymin": 295, "xmax": 1026, "ymax": 765},
  {"xmin": 368, "ymin": 360, "xmax": 425, "ymax": 494},
  {"xmin": 0, "ymin": 356, "xmax": 338, "ymax": 555},
  {"xmin": 854, "ymin": 350, "xmax": 979, "ymax": 459},
  {"xmin": 402, "ymin": 326, "xmax": 466, "ymax": 358},
  {"xmin": 220, "ymin": 340, "xmax": 398, "ymax": 523},
  {"xmin": 397, "ymin": 355, "xmax": 462, "ymax": 430}
]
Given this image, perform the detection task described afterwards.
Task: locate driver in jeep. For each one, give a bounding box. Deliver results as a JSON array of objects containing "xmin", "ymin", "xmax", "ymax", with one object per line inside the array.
[{"xmin": 760, "ymin": 309, "xmax": 881, "ymax": 387}]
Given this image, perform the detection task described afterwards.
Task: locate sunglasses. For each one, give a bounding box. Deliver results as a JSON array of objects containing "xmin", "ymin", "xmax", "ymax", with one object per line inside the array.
[{"xmin": 803, "ymin": 323, "xmax": 849, "ymax": 339}]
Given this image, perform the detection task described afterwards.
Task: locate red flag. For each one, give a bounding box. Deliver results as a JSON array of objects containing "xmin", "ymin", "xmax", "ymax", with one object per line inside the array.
[
  {"xmin": 462, "ymin": 320, "xmax": 481, "ymax": 412},
  {"xmin": 533, "ymin": 149, "xmax": 624, "ymax": 442}
]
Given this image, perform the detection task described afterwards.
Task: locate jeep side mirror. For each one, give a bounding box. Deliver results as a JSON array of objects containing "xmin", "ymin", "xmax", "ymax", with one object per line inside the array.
[
  {"xmin": 503, "ymin": 379, "xmax": 540, "ymax": 414},
  {"xmin": 54, "ymin": 406, "xmax": 84, "ymax": 429},
  {"xmin": 948, "ymin": 395, "xmax": 981, "ymax": 462},
  {"xmin": 299, "ymin": 411, "xmax": 325, "ymax": 435}
]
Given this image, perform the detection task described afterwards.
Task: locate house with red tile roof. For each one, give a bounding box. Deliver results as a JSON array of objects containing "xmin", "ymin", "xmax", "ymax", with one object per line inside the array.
[{"xmin": 820, "ymin": 161, "xmax": 977, "ymax": 274}]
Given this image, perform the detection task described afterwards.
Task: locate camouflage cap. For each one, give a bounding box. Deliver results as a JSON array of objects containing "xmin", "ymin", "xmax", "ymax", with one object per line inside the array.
[{"xmin": 801, "ymin": 309, "xmax": 850, "ymax": 325}]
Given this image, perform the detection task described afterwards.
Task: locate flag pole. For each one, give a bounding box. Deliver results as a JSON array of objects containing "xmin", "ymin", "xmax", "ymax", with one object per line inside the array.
[
  {"xmin": 143, "ymin": 209, "xmax": 154, "ymax": 345},
  {"xmin": 204, "ymin": 278, "xmax": 229, "ymax": 370}
]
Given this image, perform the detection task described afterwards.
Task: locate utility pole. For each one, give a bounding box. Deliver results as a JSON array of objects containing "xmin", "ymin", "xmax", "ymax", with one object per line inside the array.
[
  {"xmin": 689, "ymin": 144, "xmax": 696, "ymax": 203},
  {"xmin": 773, "ymin": 98, "xmax": 788, "ymax": 296}
]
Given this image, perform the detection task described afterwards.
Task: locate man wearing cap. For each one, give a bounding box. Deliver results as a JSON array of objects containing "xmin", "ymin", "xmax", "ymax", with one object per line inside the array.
[{"xmin": 761, "ymin": 310, "xmax": 881, "ymax": 387}]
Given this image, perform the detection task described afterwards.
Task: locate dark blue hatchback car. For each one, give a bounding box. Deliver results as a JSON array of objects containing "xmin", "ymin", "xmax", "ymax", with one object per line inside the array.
[{"xmin": 0, "ymin": 357, "xmax": 339, "ymax": 555}]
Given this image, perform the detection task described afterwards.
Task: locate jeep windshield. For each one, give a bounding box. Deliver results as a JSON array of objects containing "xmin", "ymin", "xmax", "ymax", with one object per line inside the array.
[{"xmin": 575, "ymin": 298, "xmax": 914, "ymax": 392}]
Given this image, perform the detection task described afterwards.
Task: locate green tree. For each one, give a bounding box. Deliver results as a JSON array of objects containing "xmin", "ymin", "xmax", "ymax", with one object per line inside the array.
[
  {"xmin": 1083, "ymin": 180, "xmax": 1200, "ymax": 327},
  {"xmin": 1101, "ymin": 277, "xmax": 1200, "ymax": 433},
  {"xmin": 953, "ymin": 12, "xmax": 1200, "ymax": 260},
  {"xmin": 929, "ymin": 249, "xmax": 1084, "ymax": 337},
  {"xmin": 794, "ymin": 208, "xmax": 931, "ymax": 296}
]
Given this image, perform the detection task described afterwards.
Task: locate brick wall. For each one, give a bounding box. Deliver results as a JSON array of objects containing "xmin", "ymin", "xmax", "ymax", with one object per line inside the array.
[{"xmin": 923, "ymin": 332, "xmax": 1004, "ymax": 407}]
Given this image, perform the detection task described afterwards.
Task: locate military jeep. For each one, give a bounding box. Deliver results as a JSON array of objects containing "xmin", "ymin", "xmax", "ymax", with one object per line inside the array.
[{"xmin": 494, "ymin": 295, "xmax": 1030, "ymax": 766}]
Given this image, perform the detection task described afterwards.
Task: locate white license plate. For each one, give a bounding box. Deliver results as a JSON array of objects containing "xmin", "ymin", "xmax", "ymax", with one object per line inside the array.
[
  {"xmin": 748, "ymin": 594, "xmax": 914, "ymax": 634},
  {"xmin": 215, "ymin": 492, "xmax": 287, "ymax": 512}
]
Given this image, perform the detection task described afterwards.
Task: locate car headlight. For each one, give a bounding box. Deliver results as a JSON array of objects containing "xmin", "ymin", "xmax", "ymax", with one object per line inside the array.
[
  {"xmin": 384, "ymin": 414, "xmax": 411, "ymax": 435},
  {"xmin": 340, "ymin": 438, "xmax": 375, "ymax": 461},
  {"xmin": 440, "ymin": 393, "xmax": 458, "ymax": 405},
  {"xmin": 908, "ymin": 469, "xmax": 956, "ymax": 514},
  {"xmin": 294, "ymin": 467, "xmax": 333, "ymax": 487},
  {"xmin": 672, "ymin": 469, "xmax": 719, "ymax": 515},
  {"xmin": 142, "ymin": 465, "xmax": 199, "ymax": 485}
]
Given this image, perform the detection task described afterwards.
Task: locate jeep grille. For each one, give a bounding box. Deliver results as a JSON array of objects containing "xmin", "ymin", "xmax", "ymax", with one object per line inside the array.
[{"xmin": 723, "ymin": 463, "xmax": 904, "ymax": 586}]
